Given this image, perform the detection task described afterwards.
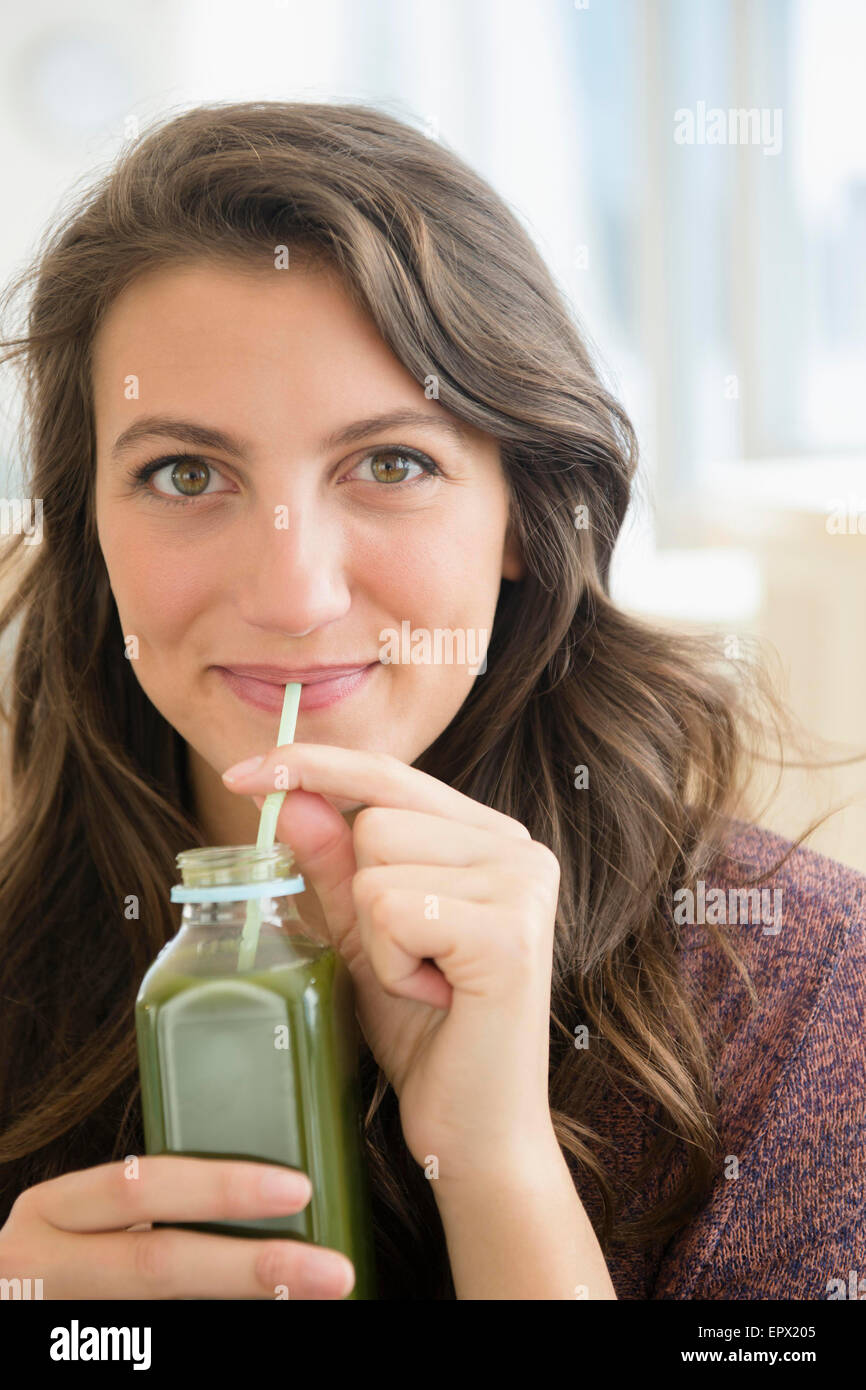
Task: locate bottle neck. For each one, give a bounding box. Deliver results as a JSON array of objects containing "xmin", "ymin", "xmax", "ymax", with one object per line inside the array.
[
  {"xmin": 173, "ymin": 843, "xmax": 302, "ymax": 892},
  {"xmin": 169, "ymin": 887, "xmax": 327, "ymax": 974},
  {"xmin": 167, "ymin": 843, "xmax": 319, "ymax": 963},
  {"xmin": 176, "ymin": 892, "xmax": 303, "ymax": 929},
  {"xmin": 170, "ymin": 842, "xmax": 306, "ymax": 910}
]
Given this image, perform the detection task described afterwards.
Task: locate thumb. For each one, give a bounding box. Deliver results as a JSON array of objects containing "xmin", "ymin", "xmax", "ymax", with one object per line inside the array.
[{"xmin": 254, "ymin": 788, "xmax": 359, "ymax": 953}]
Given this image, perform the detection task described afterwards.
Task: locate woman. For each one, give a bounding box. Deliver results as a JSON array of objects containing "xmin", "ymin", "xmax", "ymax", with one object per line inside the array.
[{"xmin": 0, "ymin": 100, "xmax": 862, "ymax": 1301}]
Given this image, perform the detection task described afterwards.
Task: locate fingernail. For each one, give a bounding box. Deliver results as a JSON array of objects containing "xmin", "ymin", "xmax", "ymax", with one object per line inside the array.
[
  {"xmin": 223, "ymin": 753, "xmax": 266, "ymax": 783},
  {"xmin": 304, "ymin": 1253, "xmax": 355, "ymax": 1298},
  {"xmin": 258, "ymin": 1167, "xmax": 312, "ymax": 1207}
]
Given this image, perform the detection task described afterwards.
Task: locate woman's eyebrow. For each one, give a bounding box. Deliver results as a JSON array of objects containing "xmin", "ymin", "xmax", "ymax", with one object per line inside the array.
[{"xmin": 110, "ymin": 409, "xmax": 470, "ymax": 460}]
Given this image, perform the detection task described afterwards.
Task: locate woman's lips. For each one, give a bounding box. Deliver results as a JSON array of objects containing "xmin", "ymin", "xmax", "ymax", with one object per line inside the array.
[{"xmin": 215, "ymin": 663, "xmax": 377, "ymax": 713}]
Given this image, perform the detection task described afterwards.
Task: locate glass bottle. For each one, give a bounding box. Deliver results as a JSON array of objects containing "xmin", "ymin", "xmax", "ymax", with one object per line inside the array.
[{"xmin": 134, "ymin": 843, "xmax": 377, "ymax": 1299}]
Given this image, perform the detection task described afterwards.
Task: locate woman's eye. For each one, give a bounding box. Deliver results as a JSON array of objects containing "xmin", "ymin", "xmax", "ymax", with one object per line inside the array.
[
  {"xmin": 351, "ymin": 449, "xmax": 440, "ymax": 487},
  {"xmin": 129, "ymin": 445, "xmax": 441, "ymax": 506},
  {"xmin": 131, "ymin": 454, "xmax": 233, "ymax": 503}
]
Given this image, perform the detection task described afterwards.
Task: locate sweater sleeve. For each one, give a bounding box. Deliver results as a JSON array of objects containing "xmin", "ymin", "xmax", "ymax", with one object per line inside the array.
[{"xmin": 675, "ymin": 913, "xmax": 866, "ymax": 1300}]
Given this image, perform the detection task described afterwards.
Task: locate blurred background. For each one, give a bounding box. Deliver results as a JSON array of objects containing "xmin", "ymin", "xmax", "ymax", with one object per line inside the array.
[{"xmin": 1, "ymin": 0, "xmax": 864, "ymax": 865}]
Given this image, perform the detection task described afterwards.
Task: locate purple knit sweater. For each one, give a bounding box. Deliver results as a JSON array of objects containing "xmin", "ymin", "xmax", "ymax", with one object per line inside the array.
[{"xmin": 571, "ymin": 820, "xmax": 866, "ymax": 1300}]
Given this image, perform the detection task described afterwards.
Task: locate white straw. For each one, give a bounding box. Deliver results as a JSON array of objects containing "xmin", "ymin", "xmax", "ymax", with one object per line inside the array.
[{"xmin": 237, "ymin": 682, "xmax": 302, "ymax": 971}]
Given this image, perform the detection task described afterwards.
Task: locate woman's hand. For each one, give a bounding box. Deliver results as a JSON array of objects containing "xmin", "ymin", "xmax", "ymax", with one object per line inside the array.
[
  {"xmin": 223, "ymin": 744, "xmax": 562, "ymax": 1186},
  {"xmin": 0, "ymin": 1156, "xmax": 355, "ymax": 1299}
]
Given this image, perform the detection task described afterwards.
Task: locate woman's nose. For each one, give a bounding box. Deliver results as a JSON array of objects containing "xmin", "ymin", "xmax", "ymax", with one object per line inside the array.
[{"xmin": 233, "ymin": 507, "xmax": 351, "ymax": 634}]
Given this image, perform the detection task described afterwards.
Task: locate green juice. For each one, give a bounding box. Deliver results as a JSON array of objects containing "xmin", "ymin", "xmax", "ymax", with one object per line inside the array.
[{"xmin": 134, "ymin": 851, "xmax": 377, "ymax": 1300}]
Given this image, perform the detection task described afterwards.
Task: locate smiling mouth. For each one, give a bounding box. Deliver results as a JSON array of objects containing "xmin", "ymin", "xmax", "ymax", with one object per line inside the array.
[{"xmin": 214, "ymin": 663, "xmax": 378, "ymax": 713}]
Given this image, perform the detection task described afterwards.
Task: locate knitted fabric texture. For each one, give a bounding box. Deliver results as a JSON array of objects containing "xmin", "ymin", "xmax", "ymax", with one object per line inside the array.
[{"xmin": 571, "ymin": 820, "xmax": 866, "ymax": 1300}]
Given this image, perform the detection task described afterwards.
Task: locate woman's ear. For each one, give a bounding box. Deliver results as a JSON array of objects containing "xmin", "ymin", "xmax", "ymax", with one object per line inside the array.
[{"xmin": 501, "ymin": 516, "xmax": 526, "ymax": 581}]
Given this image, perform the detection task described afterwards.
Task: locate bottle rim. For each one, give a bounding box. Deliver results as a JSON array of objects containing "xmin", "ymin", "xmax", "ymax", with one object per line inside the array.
[
  {"xmin": 170, "ymin": 874, "xmax": 306, "ymax": 903},
  {"xmin": 174, "ymin": 843, "xmax": 297, "ymax": 888}
]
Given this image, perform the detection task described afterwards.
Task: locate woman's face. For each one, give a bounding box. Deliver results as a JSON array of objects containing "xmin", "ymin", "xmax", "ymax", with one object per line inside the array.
[{"xmin": 92, "ymin": 257, "xmax": 524, "ymax": 828}]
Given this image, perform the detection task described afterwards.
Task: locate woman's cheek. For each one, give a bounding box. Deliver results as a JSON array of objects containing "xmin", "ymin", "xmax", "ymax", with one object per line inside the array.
[{"xmin": 105, "ymin": 523, "xmax": 211, "ymax": 634}]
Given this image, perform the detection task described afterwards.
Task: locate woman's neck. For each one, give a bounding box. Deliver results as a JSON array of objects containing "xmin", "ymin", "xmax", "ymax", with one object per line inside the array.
[{"xmin": 186, "ymin": 742, "xmax": 261, "ymax": 847}]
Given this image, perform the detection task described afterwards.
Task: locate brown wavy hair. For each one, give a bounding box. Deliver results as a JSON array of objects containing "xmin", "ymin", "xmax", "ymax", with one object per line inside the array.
[{"xmin": 0, "ymin": 99, "xmax": 848, "ymax": 1299}]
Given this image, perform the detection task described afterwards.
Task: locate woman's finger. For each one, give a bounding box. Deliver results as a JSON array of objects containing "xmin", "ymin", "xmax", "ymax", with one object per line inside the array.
[
  {"xmin": 352, "ymin": 860, "xmax": 495, "ymax": 905},
  {"xmin": 351, "ymin": 806, "xmax": 537, "ymax": 872},
  {"xmin": 356, "ymin": 885, "xmax": 556, "ymax": 1003},
  {"xmin": 26, "ymin": 1156, "xmax": 313, "ymax": 1233},
  {"xmin": 42, "ymin": 1227, "xmax": 355, "ymax": 1301},
  {"xmin": 224, "ymin": 743, "xmax": 531, "ymax": 841},
  {"xmin": 226, "ymin": 746, "xmax": 532, "ymax": 959},
  {"xmin": 263, "ymin": 787, "xmax": 360, "ymax": 948}
]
